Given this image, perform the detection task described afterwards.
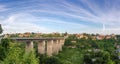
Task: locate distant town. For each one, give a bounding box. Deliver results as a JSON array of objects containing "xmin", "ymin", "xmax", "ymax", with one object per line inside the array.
[{"xmin": 4, "ymin": 32, "xmax": 117, "ymax": 40}]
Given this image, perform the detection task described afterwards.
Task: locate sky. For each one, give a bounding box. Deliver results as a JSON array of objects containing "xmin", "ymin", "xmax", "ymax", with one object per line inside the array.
[{"xmin": 0, "ymin": 0, "xmax": 120, "ymax": 34}]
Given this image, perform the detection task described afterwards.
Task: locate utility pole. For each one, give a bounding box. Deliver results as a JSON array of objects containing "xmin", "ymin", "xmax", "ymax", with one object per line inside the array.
[
  {"xmin": 0, "ymin": 24, "xmax": 2, "ymax": 34},
  {"xmin": 0, "ymin": 24, "xmax": 3, "ymax": 43}
]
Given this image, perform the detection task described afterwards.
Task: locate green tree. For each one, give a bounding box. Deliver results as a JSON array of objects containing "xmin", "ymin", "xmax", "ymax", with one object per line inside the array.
[
  {"xmin": 22, "ymin": 50, "xmax": 39, "ymax": 64},
  {"xmin": 1, "ymin": 42, "xmax": 39, "ymax": 64},
  {"xmin": 0, "ymin": 46, "xmax": 6, "ymax": 61},
  {"xmin": 45, "ymin": 57, "xmax": 62, "ymax": 64},
  {"xmin": 1, "ymin": 43, "xmax": 24, "ymax": 64},
  {"xmin": 64, "ymin": 39, "xmax": 72, "ymax": 46},
  {"xmin": 0, "ymin": 38, "xmax": 10, "ymax": 61},
  {"xmin": 1, "ymin": 38, "xmax": 10, "ymax": 50}
]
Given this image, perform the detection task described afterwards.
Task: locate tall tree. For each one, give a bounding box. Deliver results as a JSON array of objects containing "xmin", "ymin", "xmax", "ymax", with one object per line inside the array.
[
  {"xmin": 1, "ymin": 42, "xmax": 39, "ymax": 64},
  {"xmin": 0, "ymin": 24, "xmax": 3, "ymax": 34}
]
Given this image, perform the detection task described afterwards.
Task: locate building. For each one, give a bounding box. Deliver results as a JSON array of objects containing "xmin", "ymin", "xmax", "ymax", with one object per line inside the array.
[
  {"xmin": 76, "ymin": 34, "xmax": 88, "ymax": 39},
  {"xmin": 96, "ymin": 35, "xmax": 105, "ymax": 40}
]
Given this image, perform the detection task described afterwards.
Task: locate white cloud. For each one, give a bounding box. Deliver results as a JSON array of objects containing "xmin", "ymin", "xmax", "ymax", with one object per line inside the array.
[
  {"xmin": 38, "ymin": 18, "xmax": 88, "ymax": 28},
  {"xmin": 1, "ymin": 13, "xmax": 52, "ymax": 34},
  {"xmin": 1, "ymin": 13, "xmax": 92, "ymax": 34}
]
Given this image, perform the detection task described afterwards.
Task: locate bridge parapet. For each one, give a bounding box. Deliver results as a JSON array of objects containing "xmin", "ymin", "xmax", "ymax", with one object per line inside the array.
[{"xmin": 10, "ymin": 37, "xmax": 64, "ymax": 41}]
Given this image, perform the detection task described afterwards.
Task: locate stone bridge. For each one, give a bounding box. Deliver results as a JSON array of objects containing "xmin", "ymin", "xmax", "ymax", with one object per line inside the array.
[{"xmin": 10, "ymin": 37, "xmax": 65, "ymax": 56}]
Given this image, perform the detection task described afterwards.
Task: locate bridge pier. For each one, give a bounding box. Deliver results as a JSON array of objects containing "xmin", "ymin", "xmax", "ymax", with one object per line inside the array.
[
  {"xmin": 62, "ymin": 39, "xmax": 65, "ymax": 46},
  {"xmin": 46, "ymin": 40, "xmax": 53, "ymax": 56},
  {"xmin": 52, "ymin": 40, "xmax": 59, "ymax": 55},
  {"xmin": 59, "ymin": 40, "xmax": 63, "ymax": 51},
  {"xmin": 52, "ymin": 40, "xmax": 56, "ymax": 55},
  {"xmin": 38, "ymin": 40, "xmax": 46, "ymax": 54},
  {"xmin": 26, "ymin": 41, "xmax": 33, "ymax": 53}
]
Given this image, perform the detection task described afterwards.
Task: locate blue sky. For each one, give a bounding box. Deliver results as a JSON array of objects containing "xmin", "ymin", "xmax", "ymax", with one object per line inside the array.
[{"xmin": 0, "ymin": 0, "xmax": 120, "ymax": 34}]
